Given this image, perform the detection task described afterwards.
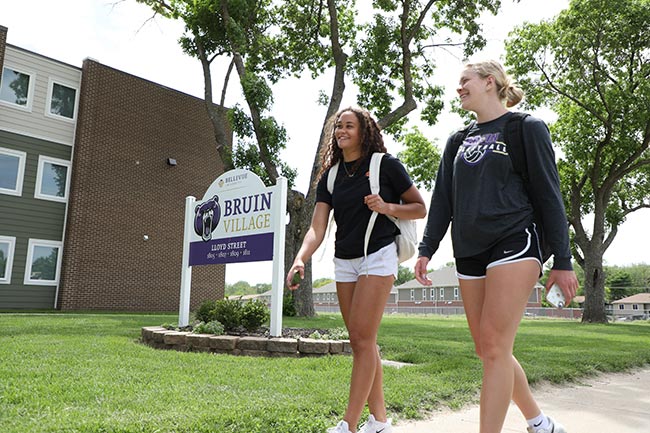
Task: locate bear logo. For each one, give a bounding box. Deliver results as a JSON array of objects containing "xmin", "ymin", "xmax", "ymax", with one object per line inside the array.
[{"xmin": 194, "ymin": 195, "xmax": 221, "ymax": 242}]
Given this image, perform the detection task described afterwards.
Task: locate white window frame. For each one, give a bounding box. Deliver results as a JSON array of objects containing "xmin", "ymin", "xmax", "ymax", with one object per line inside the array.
[
  {"xmin": 0, "ymin": 65, "xmax": 36, "ymax": 112},
  {"xmin": 430, "ymin": 288, "xmax": 436, "ymax": 300},
  {"xmin": 0, "ymin": 235, "xmax": 16, "ymax": 284},
  {"xmin": 422, "ymin": 288, "xmax": 427, "ymax": 300},
  {"xmin": 44, "ymin": 77, "xmax": 79, "ymax": 122},
  {"xmin": 410, "ymin": 289, "xmax": 414, "ymax": 301},
  {"xmin": 0, "ymin": 147, "xmax": 27, "ymax": 196},
  {"xmin": 454, "ymin": 287, "xmax": 459, "ymax": 299},
  {"xmin": 24, "ymin": 239, "xmax": 63, "ymax": 285},
  {"xmin": 439, "ymin": 287, "xmax": 444, "ymax": 299},
  {"xmin": 34, "ymin": 155, "xmax": 71, "ymax": 202}
]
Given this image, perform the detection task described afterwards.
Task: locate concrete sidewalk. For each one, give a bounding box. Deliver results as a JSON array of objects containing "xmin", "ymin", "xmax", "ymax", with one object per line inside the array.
[{"xmin": 392, "ymin": 367, "xmax": 650, "ymax": 433}]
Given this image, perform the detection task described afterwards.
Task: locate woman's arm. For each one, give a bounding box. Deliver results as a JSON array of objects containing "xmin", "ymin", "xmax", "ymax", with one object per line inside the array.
[{"xmin": 286, "ymin": 201, "xmax": 331, "ymax": 289}]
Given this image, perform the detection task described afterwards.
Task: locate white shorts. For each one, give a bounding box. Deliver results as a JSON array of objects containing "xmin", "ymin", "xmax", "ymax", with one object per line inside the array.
[{"xmin": 333, "ymin": 242, "xmax": 398, "ymax": 282}]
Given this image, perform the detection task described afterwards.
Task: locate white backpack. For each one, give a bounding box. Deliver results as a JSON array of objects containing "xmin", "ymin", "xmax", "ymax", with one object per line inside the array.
[{"xmin": 327, "ymin": 152, "xmax": 418, "ymax": 264}]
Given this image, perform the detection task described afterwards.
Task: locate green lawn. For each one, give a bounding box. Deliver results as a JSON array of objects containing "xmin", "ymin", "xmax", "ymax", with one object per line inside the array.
[{"xmin": 1, "ymin": 313, "xmax": 649, "ymax": 433}]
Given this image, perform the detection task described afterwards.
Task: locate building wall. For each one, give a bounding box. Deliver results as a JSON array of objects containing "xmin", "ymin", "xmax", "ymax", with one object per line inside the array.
[
  {"xmin": 1, "ymin": 26, "xmax": 77, "ymax": 308},
  {"xmin": 58, "ymin": 59, "xmax": 226, "ymax": 311},
  {"xmin": 0, "ymin": 45, "xmax": 80, "ymax": 145},
  {"xmin": 0, "ymin": 130, "xmax": 70, "ymax": 308}
]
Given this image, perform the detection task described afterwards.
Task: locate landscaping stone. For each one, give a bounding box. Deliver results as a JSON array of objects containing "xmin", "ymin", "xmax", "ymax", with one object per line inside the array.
[
  {"xmin": 267, "ymin": 338, "xmax": 298, "ymax": 354},
  {"xmin": 209, "ymin": 335, "xmax": 239, "ymax": 350},
  {"xmin": 140, "ymin": 327, "xmax": 350, "ymax": 358},
  {"xmin": 298, "ymin": 338, "xmax": 330, "ymax": 354}
]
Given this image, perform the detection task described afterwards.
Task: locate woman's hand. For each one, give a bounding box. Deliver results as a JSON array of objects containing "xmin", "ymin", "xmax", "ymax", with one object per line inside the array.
[
  {"xmin": 546, "ymin": 269, "xmax": 579, "ymax": 303},
  {"xmin": 415, "ymin": 256, "xmax": 432, "ymax": 286},
  {"xmin": 286, "ymin": 261, "xmax": 305, "ymax": 290},
  {"xmin": 364, "ymin": 193, "xmax": 390, "ymax": 214}
]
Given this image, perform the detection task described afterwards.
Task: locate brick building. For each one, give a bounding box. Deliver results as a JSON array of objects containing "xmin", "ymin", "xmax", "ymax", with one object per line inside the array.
[{"xmin": 0, "ymin": 25, "xmax": 226, "ymax": 311}]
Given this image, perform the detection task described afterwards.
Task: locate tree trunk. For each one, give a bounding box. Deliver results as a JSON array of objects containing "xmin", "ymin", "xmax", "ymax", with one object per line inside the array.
[
  {"xmin": 285, "ymin": 189, "xmax": 315, "ymax": 317},
  {"xmin": 581, "ymin": 253, "xmax": 608, "ymax": 323}
]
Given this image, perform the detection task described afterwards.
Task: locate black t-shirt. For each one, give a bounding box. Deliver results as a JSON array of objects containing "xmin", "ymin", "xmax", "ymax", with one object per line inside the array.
[{"xmin": 316, "ymin": 153, "xmax": 413, "ymax": 259}]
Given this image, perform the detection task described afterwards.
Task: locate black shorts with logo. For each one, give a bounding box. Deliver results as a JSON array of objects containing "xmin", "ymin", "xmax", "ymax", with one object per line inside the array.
[{"xmin": 455, "ymin": 223, "xmax": 543, "ymax": 279}]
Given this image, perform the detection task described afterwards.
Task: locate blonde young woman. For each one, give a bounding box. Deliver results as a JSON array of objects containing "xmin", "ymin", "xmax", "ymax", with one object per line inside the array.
[
  {"xmin": 415, "ymin": 61, "xmax": 579, "ymax": 433},
  {"xmin": 286, "ymin": 107, "xmax": 426, "ymax": 433}
]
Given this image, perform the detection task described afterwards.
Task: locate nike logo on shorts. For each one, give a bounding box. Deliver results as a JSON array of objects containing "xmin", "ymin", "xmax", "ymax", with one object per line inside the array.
[{"xmin": 503, "ymin": 249, "xmax": 514, "ymax": 254}]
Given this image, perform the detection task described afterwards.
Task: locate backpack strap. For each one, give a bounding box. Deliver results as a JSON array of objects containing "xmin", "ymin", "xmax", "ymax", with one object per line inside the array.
[
  {"xmin": 504, "ymin": 112, "xmax": 530, "ymax": 181},
  {"xmin": 362, "ymin": 153, "xmax": 385, "ymax": 275},
  {"xmin": 319, "ymin": 161, "xmax": 339, "ymax": 261},
  {"xmin": 447, "ymin": 121, "xmax": 476, "ymax": 169},
  {"xmin": 326, "ymin": 161, "xmax": 339, "ymax": 195}
]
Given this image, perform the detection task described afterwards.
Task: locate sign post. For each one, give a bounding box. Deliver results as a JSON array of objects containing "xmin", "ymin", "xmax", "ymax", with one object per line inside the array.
[{"xmin": 179, "ymin": 170, "xmax": 288, "ymax": 337}]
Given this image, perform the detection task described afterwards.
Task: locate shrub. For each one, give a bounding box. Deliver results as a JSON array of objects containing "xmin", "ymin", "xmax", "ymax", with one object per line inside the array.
[
  {"xmin": 240, "ymin": 300, "xmax": 270, "ymax": 331},
  {"xmin": 193, "ymin": 320, "xmax": 225, "ymax": 335},
  {"xmin": 194, "ymin": 300, "xmax": 217, "ymax": 323},
  {"xmin": 283, "ymin": 291, "xmax": 296, "ymax": 317},
  {"xmin": 308, "ymin": 327, "xmax": 349, "ymax": 340},
  {"xmin": 212, "ymin": 298, "xmax": 243, "ymax": 331}
]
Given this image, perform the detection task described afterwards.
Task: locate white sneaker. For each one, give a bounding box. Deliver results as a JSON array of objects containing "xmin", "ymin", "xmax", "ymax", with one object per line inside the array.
[
  {"xmin": 526, "ymin": 416, "xmax": 567, "ymax": 433},
  {"xmin": 358, "ymin": 414, "xmax": 393, "ymax": 433},
  {"xmin": 327, "ymin": 420, "xmax": 352, "ymax": 433}
]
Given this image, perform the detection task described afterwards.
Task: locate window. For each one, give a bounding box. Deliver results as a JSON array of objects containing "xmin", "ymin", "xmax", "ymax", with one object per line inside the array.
[
  {"xmin": 439, "ymin": 287, "xmax": 444, "ymax": 299},
  {"xmin": 0, "ymin": 66, "xmax": 34, "ymax": 110},
  {"xmin": 633, "ymin": 304, "xmax": 639, "ymax": 310},
  {"xmin": 422, "ymin": 288, "xmax": 427, "ymax": 300},
  {"xmin": 0, "ymin": 147, "xmax": 26, "ymax": 196},
  {"xmin": 430, "ymin": 288, "xmax": 436, "ymax": 300},
  {"xmin": 619, "ymin": 304, "xmax": 624, "ymax": 310},
  {"xmin": 35, "ymin": 155, "xmax": 71, "ymax": 202},
  {"xmin": 0, "ymin": 236, "xmax": 16, "ymax": 284},
  {"xmin": 24, "ymin": 239, "xmax": 62, "ymax": 285},
  {"xmin": 454, "ymin": 287, "xmax": 459, "ymax": 299},
  {"xmin": 410, "ymin": 289, "xmax": 414, "ymax": 301},
  {"xmin": 46, "ymin": 79, "xmax": 78, "ymax": 120}
]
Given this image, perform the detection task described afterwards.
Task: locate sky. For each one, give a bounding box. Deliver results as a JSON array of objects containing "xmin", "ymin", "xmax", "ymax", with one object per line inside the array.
[{"xmin": 2, "ymin": 0, "xmax": 649, "ymax": 285}]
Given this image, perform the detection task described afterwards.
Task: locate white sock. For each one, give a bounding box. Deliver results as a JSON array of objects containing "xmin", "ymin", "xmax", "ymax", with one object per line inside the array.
[{"xmin": 527, "ymin": 413, "xmax": 551, "ymax": 432}]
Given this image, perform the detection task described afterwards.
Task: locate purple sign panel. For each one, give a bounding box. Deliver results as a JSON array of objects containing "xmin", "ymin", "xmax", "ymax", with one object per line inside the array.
[{"xmin": 189, "ymin": 232, "xmax": 274, "ymax": 266}]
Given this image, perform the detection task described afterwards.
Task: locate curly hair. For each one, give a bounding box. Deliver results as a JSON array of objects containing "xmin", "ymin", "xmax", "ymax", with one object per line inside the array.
[{"xmin": 317, "ymin": 107, "xmax": 387, "ymax": 181}]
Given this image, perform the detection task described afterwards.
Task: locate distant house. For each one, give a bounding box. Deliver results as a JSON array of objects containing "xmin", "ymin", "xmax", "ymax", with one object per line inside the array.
[
  {"xmin": 395, "ymin": 265, "xmax": 543, "ymax": 308},
  {"xmin": 612, "ymin": 293, "xmax": 650, "ymax": 320},
  {"xmin": 312, "ymin": 281, "xmax": 398, "ymax": 312},
  {"xmin": 306, "ymin": 265, "xmax": 544, "ymax": 314}
]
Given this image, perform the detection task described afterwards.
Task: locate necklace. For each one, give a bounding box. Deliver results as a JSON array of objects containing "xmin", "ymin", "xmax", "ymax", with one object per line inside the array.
[{"xmin": 343, "ymin": 161, "xmax": 357, "ymax": 177}]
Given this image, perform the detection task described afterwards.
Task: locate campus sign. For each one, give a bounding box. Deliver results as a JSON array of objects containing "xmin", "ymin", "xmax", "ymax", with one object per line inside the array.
[{"xmin": 180, "ymin": 169, "xmax": 288, "ymax": 336}]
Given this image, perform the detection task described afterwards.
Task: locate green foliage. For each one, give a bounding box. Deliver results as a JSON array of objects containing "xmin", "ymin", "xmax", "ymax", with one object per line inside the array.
[
  {"xmin": 283, "ymin": 290, "xmax": 297, "ymax": 317},
  {"xmin": 213, "ymin": 298, "xmax": 243, "ymax": 331},
  {"xmin": 193, "ymin": 320, "xmax": 225, "ymax": 335},
  {"xmin": 313, "ymin": 278, "xmax": 334, "ymax": 288},
  {"xmin": 397, "ymin": 127, "xmax": 442, "ymax": 191},
  {"xmin": 606, "ymin": 269, "xmax": 634, "ymax": 301},
  {"xmin": 194, "ymin": 300, "xmax": 218, "ymax": 323},
  {"xmin": 395, "ymin": 265, "xmax": 415, "ymax": 286},
  {"xmin": 308, "ymin": 327, "xmax": 349, "ymax": 340},
  {"xmin": 240, "ymin": 299, "xmax": 271, "ymax": 331}
]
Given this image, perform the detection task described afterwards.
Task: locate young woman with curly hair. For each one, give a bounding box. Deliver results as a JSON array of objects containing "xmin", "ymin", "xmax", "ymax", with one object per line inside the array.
[{"xmin": 287, "ymin": 107, "xmax": 426, "ymax": 433}]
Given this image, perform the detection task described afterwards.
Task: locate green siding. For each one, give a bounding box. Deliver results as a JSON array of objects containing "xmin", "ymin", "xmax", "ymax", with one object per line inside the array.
[{"xmin": 0, "ymin": 129, "xmax": 70, "ymax": 309}]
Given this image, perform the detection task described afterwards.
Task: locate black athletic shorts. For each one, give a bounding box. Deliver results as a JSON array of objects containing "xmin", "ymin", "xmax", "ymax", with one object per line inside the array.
[{"xmin": 455, "ymin": 223, "xmax": 543, "ymax": 279}]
